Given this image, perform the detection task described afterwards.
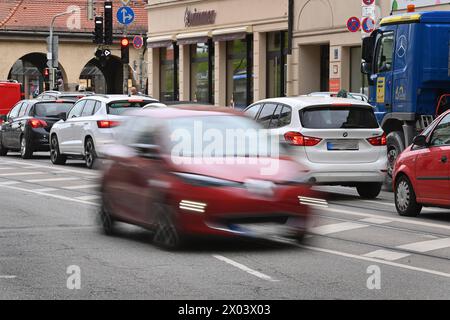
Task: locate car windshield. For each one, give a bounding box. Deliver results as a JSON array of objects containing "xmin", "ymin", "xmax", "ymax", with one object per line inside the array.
[
  {"xmin": 300, "ymin": 106, "xmax": 379, "ymax": 129},
  {"xmin": 34, "ymin": 102, "xmax": 75, "ymax": 118},
  {"xmin": 166, "ymin": 115, "xmax": 282, "ymax": 158},
  {"xmin": 107, "ymin": 100, "xmax": 154, "ymax": 115}
]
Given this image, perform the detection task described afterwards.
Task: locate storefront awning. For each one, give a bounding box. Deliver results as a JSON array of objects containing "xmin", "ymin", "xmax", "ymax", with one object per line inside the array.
[
  {"xmin": 147, "ymin": 35, "xmax": 177, "ymax": 48},
  {"xmin": 212, "ymin": 26, "xmax": 252, "ymax": 42},
  {"xmin": 176, "ymin": 31, "xmax": 211, "ymax": 45}
]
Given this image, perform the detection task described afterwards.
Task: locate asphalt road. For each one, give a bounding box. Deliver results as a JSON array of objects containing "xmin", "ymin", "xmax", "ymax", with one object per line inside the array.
[{"xmin": 0, "ymin": 153, "xmax": 449, "ymax": 300}]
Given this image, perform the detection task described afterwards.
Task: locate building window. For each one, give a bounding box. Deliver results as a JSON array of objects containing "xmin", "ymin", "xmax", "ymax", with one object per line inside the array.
[
  {"xmin": 226, "ymin": 36, "xmax": 253, "ymax": 109},
  {"xmin": 320, "ymin": 45, "xmax": 330, "ymax": 92},
  {"xmin": 190, "ymin": 40, "xmax": 214, "ymax": 104},
  {"xmin": 267, "ymin": 31, "xmax": 288, "ymax": 98},
  {"xmin": 160, "ymin": 44, "xmax": 179, "ymax": 102}
]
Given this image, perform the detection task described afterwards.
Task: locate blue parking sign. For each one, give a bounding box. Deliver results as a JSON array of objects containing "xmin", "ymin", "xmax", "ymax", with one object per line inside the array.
[{"xmin": 117, "ymin": 6, "xmax": 135, "ymax": 25}]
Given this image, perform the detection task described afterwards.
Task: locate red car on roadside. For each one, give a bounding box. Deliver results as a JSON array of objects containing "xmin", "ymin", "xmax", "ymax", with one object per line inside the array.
[
  {"xmin": 99, "ymin": 107, "xmax": 322, "ymax": 249},
  {"xmin": 393, "ymin": 109, "xmax": 450, "ymax": 216}
]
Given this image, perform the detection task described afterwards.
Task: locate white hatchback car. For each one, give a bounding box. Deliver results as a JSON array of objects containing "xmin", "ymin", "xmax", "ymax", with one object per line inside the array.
[
  {"xmin": 50, "ymin": 95, "xmax": 158, "ymax": 168},
  {"xmin": 244, "ymin": 97, "xmax": 387, "ymax": 199}
]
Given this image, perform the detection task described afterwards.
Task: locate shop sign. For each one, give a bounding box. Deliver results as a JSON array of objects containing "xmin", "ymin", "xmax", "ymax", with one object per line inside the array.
[{"xmin": 185, "ymin": 8, "xmax": 217, "ymax": 27}]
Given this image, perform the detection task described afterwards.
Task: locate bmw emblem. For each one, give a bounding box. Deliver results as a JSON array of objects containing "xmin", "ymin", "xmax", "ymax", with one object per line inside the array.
[{"xmin": 343, "ymin": 132, "xmax": 348, "ymax": 138}]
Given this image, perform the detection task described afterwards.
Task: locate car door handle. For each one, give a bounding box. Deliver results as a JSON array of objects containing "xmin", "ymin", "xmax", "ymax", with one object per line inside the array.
[{"xmin": 441, "ymin": 156, "xmax": 448, "ymax": 163}]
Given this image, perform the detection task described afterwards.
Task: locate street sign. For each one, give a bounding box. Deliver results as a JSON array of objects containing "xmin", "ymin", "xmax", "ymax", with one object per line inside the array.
[
  {"xmin": 347, "ymin": 17, "xmax": 361, "ymax": 33},
  {"xmin": 117, "ymin": 6, "xmax": 135, "ymax": 25},
  {"xmin": 362, "ymin": 17, "xmax": 375, "ymax": 33},
  {"xmin": 120, "ymin": 0, "xmax": 131, "ymax": 5},
  {"xmin": 362, "ymin": 0, "xmax": 375, "ymax": 5},
  {"xmin": 104, "ymin": 49, "xmax": 112, "ymax": 57},
  {"xmin": 133, "ymin": 36, "xmax": 144, "ymax": 49}
]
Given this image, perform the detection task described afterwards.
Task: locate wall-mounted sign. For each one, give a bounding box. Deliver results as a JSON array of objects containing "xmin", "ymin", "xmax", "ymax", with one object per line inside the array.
[
  {"xmin": 391, "ymin": 0, "xmax": 450, "ymax": 11},
  {"xmin": 184, "ymin": 8, "xmax": 217, "ymax": 27}
]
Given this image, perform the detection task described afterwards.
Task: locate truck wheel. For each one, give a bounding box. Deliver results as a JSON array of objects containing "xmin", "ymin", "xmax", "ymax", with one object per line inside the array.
[
  {"xmin": 395, "ymin": 175, "xmax": 422, "ymax": 217},
  {"xmin": 386, "ymin": 131, "xmax": 405, "ymax": 189},
  {"xmin": 356, "ymin": 183, "xmax": 382, "ymax": 199}
]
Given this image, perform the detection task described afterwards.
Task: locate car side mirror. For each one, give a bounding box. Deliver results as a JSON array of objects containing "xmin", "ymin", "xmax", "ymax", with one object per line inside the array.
[
  {"xmin": 57, "ymin": 112, "xmax": 67, "ymax": 121},
  {"xmin": 413, "ymin": 135, "xmax": 427, "ymax": 147},
  {"xmin": 132, "ymin": 143, "xmax": 162, "ymax": 160},
  {"xmin": 361, "ymin": 62, "xmax": 372, "ymax": 75}
]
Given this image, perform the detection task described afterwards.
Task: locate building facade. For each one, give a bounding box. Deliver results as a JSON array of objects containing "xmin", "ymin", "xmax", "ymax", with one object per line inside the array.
[{"xmin": 146, "ymin": 0, "xmax": 450, "ymax": 107}]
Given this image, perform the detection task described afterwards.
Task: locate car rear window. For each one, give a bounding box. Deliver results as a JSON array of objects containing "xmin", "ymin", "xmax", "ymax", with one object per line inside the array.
[
  {"xmin": 107, "ymin": 100, "xmax": 154, "ymax": 115},
  {"xmin": 34, "ymin": 102, "xmax": 75, "ymax": 118},
  {"xmin": 300, "ymin": 106, "xmax": 379, "ymax": 129}
]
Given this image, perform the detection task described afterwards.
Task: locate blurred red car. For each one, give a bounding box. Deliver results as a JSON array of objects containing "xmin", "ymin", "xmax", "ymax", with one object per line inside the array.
[
  {"xmin": 99, "ymin": 107, "xmax": 322, "ymax": 249},
  {"xmin": 393, "ymin": 109, "xmax": 450, "ymax": 216}
]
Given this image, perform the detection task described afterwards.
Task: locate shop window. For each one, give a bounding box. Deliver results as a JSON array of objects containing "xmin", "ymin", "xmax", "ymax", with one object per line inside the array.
[
  {"xmin": 160, "ymin": 44, "xmax": 179, "ymax": 102},
  {"xmin": 267, "ymin": 31, "xmax": 288, "ymax": 98},
  {"xmin": 191, "ymin": 41, "xmax": 214, "ymax": 104},
  {"xmin": 226, "ymin": 36, "xmax": 253, "ymax": 109}
]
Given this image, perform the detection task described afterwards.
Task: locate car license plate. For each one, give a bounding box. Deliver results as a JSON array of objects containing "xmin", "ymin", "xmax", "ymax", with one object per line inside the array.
[
  {"xmin": 232, "ymin": 223, "xmax": 289, "ymax": 237},
  {"xmin": 327, "ymin": 140, "xmax": 359, "ymax": 151}
]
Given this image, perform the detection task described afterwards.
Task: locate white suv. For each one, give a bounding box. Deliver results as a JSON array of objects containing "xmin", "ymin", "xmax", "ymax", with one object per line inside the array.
[
  {"xmin": 244, "ymin": 97, "xmax": 387, "ymax": 199},
  {"xmin": 50, "ymin": 95, "xmax": 158, "ymax": 168}
]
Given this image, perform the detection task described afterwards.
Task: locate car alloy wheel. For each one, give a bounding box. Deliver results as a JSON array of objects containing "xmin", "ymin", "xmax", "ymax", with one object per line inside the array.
[
  {"xmin": 20, "ymin": 136, "xmax": 32, "ymax": 159},
  {"xmin": 396, "ymin": 180, "xmax": 410, "ymax": 212},
  {"xmin": 153, "ymin": 204, "xmax": 181, "ymax": 250},
  {"xmin": 50, "ymin": 136, "xmax": 66, "ymax": 165},
  {"xmin": 85, "ymin": 139, "xmax": 96, "ymax": 169},
  {"xmin": 387, "ymin": 148, "xmax": 398, "ymax": 178}
]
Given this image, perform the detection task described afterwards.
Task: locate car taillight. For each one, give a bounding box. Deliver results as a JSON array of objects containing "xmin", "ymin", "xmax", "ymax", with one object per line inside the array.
[
  {"xmin": 97, "ymin": 120, "xmax": 120, "ymax": 129},
  {"xmin": 367, "ymin": 133, "xmax": 387, "ymax": 146},
  {"xmin": 28, "ymin": 119, "xmax": 47, "ymax": 128},
  {"xmin": 284, "ymin": 131, "xmax": 322, "ymax": 147}
]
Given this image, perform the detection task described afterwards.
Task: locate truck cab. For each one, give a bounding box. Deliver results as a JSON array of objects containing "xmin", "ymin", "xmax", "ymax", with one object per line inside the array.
[
  {"xmin": 362, "ymin": 11, "xmax": 450, "ymax": 179},
  {"xmin": 0, "ymin": 81, "xmax": 23, "ymax": 121}
]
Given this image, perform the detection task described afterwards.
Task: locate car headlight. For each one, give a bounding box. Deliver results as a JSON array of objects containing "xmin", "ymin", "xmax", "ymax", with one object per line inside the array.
[{"xmin": 173, "ymin": 172, "xmax": 243, "ymax": 188}]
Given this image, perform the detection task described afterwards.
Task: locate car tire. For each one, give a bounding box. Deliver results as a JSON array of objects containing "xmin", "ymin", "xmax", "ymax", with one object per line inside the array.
[
  {"xmin": 395, "ymin": 175, "xmax": 422, "ymax": 217},
  {"xmin": 0, "ymin": 138, "xmax": 8, "ymax": 156},
  {"xmin": 20, "ymin": 135, "xmax": 33, "ymax": 159},
  {"xmin": 152, "ymin": 203, "xmax": 184, "ymax": 250},
  {"xmin": 50, "ymin": 135, "xmax": 66, "ymax": 165},
  {"xmin": 85, "ymin": 138, "xmax": 97, "ymax": 170},
  {"xmin": 356, "ymin": 182, "xmax": 383, "ymax": 199},
  {"xmin": 386, "ymin": 131, "xmax": 405, "ymax": 189},
  {"xmin": 99, "ymin": 200, "xmax": 116, "ymax": 236}
]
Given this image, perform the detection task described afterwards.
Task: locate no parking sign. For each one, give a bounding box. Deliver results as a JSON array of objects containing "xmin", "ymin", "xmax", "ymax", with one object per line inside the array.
[
  {"xmin": 362, "ymin": 17, "xmax": 376, "ymax": 33},
  {"xmin": 347, "ymin": 17, "xmax": 361, "ymax": 33}
]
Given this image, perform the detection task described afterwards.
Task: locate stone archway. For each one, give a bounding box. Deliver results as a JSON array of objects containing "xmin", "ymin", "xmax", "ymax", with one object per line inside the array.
[{"xmin": 297, "ymin": 0, "xmax": 334, "ymax": 32}]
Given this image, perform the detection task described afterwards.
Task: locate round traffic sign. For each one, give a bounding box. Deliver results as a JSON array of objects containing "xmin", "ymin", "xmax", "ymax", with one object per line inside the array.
[
  {"xmin": 133, "ymin": 36, "xmax": 144, "ymax": 49},
  {"xmin": 347, "ymin": 17, "xmax": 361, "ymax": 33},
  {"xmin": 117, "ymin": 6, "xmax": 135, "ymax": 25},
  {"xmin": 362, "ymin": 17, "xmax": 376, "ymax": 33},
  {"xmin": 362, "ymin": 0, "xmax": 375, "ymax": 5}
]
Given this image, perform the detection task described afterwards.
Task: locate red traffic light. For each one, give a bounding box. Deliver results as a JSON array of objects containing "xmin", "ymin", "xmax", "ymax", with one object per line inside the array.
[
  {"xmin": 44, "ymin": 68, "xmax": 49, "ymax": 77},
  {"xmin": 121, "ymin": 38, "xmax": 129, "ymax": 47}
]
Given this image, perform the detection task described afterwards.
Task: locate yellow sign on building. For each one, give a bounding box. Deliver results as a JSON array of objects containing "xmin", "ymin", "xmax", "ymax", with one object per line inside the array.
[{"xmin": 376, "ymin": 77, "xmax": 386, "ymax": 103}]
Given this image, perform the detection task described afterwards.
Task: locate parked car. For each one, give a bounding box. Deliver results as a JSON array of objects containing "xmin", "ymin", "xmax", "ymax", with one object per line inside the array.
[
  {"xmin": 244, "ymin": 96, "xmax": 387, "ymax": 199},
  {"xmin": 308, "ymin": 92, "xmax": 369, "ymax": 103},
  {"xmin": 0, "ymin": 80, "xmax": 23, "ymax": 121},
  {"xmin": 393, "ymin": 109, "xmax": 450, "ymax": 216},
  {"xmin": 50, "ymin": 95, "xmax": 158, "ymax": 169},
  {"xmin": 0, "ymin": 99, "xmax": 75, "ymax": 159},
  {"xmin": 99, "ymin": 106, "xmax": 319, "ymax": 249},
  {"xmin": 36, "ymin": 91, "xmax": 95, "ymax": 102}
]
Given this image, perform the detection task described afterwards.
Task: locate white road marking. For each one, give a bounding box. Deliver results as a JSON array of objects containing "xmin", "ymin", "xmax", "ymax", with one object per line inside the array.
[
  {"xmin": 322, "ymin": 206, "xmax": 450, "ymax": 231},
  {"xmin": 0, "ymin": 184, "xmax": 99, "ymax": 207},
  {"xmin": 64, "ymin": 184, "xmax": 100, "ymax": 190},
  {"xmin": 309, "ymin": 222, "xmax": 368, "ymax": 235},
  {"xmin": 213, "ymin": 255, "xmax": 279, "ymax": 282},
  {"xmin": 363, "ymin": 200, "xmax": 447, "ymax": 213},
  {"xmin": 0, "ymin": 172, "xmax": 44, "ymax": 177},
  {"xmin": 359, "ymin": 217, "xmax": 393, "ymax": 225},
  {"xmin": 0, "ymin": 275, "xmax": 16, "ymax": 279},
  {"xmin": 24, "ymin": 177, "xmax": 79, "ymax": 183},
  {"xmin": 362, "ymin": 249, "xmax": 411, "ymax": 261},
  {"xmin": 0, "ymin": 167, "xmax": 15, "ymax": 170},
  {"xmin": 75, "ymin": 195, "xmax": 100, "ymax": 201},
  {"xmin": 0, "ymin": 181, "xmax": 20, "ymax": 186},
  {"xmin": 397, "ymin": 238, "xmax": 450, "ymax": 253},
  {"xmin": 0, "ymin": 159, "xmax": 98, "ymax": 176},
  {"xmin": 297, "ymin": 244, "xmax": 450, "ymax": 278},
  {"xmin": 31, "ymin": 188, "xmax": 58, "ymax": 193}
]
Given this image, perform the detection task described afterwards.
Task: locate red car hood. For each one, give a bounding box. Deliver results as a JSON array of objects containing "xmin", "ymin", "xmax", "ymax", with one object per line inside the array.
[{"xmin": 168, "ymin": 156, "xmax": 309, "ymax": 183}]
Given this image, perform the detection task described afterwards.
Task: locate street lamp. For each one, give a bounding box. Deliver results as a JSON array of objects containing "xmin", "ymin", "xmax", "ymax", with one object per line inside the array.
[{"xmin": 48, "ymin": 9, "xmax": 76, "ymax": 90}]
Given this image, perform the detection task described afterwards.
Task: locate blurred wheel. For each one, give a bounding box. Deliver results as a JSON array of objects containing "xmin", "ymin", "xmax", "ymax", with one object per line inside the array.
[
  {"xmin": 99, "ymin": 201, "xmax": 116, "ymax": 235},
  {"xmin": 85, "ymin": 138, "xmax": 97, "ymax": 169},
  {"xmin": 152, "ymin": 203, "xmax": 183, "ymax": 250},
  {"xmin": 20, "ymin": 135, "xmax": 33, "ymax": 159},
  {"xmin": 356, "ymin": 182, "xmax": 382, "ymax": 199},
  {"xmin": 395, "ymin": 175, "xmax": 422, "ymax": 217},
  {"xmin": 0, "ymin": 139, "xmax": 8, "ymax": 156},
  {"xmin": 50, "ymin": 135, "xmax": 66, "ymax": 165}
]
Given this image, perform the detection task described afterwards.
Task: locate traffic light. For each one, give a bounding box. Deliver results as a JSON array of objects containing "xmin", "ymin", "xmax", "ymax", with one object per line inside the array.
[
  {"xmin": 121, "ymin": 37, "xmax": 130, "ymax": 64},
  {"xmin": 93, "ymin": 17, "xmax": 104, "ymax": 44},
  {"xmin": 104, "ymin": 1, "xmax": 113, "ymax": 45},
  {"xmin": 44, "ymin": 68, "xmax": 50, "ymax": 81},
  {"xmin": 55, "ymin": 69, "xmax": 64, "ymax": 87}
]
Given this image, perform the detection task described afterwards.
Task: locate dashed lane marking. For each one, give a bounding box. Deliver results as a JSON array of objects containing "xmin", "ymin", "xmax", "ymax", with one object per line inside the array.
[
  {"xmin": 213, "ymin": 255, "xmax": 279, "ymax": 282},
  {"xmin": 64, "ymin": 184, "xmax": 100, "ymax": 190},
  {"xmin": 309, "ymin": 222, "xmax": 368, "ymax": 235},
  {"xmin": 0, "ymin": 172, "xmax": 44, "ymax": 177},
  {"xmin": 359, "ymin": 217, "xmax": 393, "ymax": 225},
  {"xmin": 397, "ymin": 238, "xmax": 450, "ymax": 253},
  {"xmin": 0, "ymin": 275, "xmax": 16, "ymax": 279},
  {"xmin": 75, "ymin": 195, "xmax": 100, "ymax": 201},
  {"xmin": 362, "ymin": 249, "xmax": 411, "ymax": 261},
  {"xmin": 24, "ymin": 177, "xmax": 80, "ymax": 183},
  {"xmin": 31, "ymin": 188, "xmax": 58, "ymax": 193}
]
